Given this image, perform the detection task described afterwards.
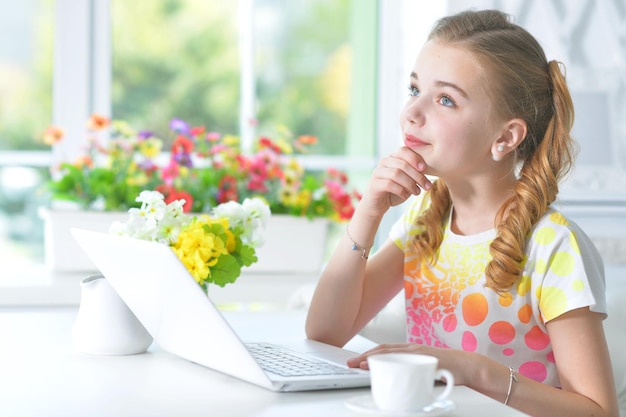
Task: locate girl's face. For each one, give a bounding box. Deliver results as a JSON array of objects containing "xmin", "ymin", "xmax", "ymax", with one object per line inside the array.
[{"xmin": 400, "ymin": 40, "xmax": 504, "ymax": 180}]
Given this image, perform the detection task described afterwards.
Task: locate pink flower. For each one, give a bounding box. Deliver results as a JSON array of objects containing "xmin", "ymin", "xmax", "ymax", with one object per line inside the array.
[{"xmin": 161, "ymin": 160, "xmax": 180, "ymax": 185}]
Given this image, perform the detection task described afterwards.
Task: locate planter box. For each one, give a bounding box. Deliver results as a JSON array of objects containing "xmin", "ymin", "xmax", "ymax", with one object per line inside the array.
[
  {"xmin": 39, "ymin": 208, "xmax": 130, "ymax": 273},
  {"xmin": 39, "ymin": 208, "xmax": 329, "ymax": 276}
]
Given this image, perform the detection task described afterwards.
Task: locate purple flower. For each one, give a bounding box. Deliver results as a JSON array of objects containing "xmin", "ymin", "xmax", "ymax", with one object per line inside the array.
[
  {"xmin": 169, "ymin": 118, "xmax": 189, "ymax": 134},
  {"xmin": 174, "ymin": 152, "xmax": 193, "ymax": 168},
  {"xmin": 138, "ymin": 130, "xmax": 154, "ymax": 140},
  {"xmin": 138, "ymin": 159, "xmax": 156, "ymax": 170}
]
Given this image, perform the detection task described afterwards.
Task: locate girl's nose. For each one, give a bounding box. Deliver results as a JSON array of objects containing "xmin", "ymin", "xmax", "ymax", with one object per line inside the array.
[{"xmin": 403, "ymin": 98, "xmax": 426, "ymax": 127}]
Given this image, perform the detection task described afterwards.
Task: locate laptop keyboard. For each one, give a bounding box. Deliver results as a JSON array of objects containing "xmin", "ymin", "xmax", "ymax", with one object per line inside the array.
[{"xmin": 246, "ymin": 342, "xmax": 359, "ymax": 377}]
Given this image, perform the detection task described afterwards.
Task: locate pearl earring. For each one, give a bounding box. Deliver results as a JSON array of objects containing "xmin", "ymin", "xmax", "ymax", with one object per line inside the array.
[{"xmin": 492, "ymin": 144, "xmax": 505, "ymax": 162}]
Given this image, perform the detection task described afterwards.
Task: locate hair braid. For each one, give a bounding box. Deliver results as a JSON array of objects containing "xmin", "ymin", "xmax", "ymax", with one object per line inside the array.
[
  {"xmin": 412, "ymin": 179, "xmax": 451, "ymax": 263},
  {"xmin": 486, "ymin": 61, "xmax": 576, "ymax": 292}
]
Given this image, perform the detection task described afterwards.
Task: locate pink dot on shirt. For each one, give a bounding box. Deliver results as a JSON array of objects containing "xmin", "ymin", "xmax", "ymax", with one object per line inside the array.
[
  {"xmin": 503, "ymin": 348, "xmax": 514, "ymax": 356},
  {"xmin": 519, "ymin": 361, "xmax": 548, "ymax": 383},
  {"xmin": 524, "ymin": 325, "xmax": 550, "ymax": 350},
  {"xmin": 462, "ymin": 331, "xmax": 477, "ymax": 352},
  {"xmin": 546, "ymin": 351, "xmax": 555, "ymax": 363},
  {"xmin": 443, "ymin": 314, "xmax": 457, "ymax": 332}
]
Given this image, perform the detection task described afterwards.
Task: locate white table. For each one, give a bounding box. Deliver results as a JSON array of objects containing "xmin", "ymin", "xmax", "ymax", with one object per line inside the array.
[{"xmin": 0, "ymin": 307, "xmax": 529, "ymax": 417}]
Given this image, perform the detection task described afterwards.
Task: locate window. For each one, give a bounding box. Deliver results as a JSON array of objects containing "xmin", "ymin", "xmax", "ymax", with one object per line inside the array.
[
  {"xmin": 110, "ymin": 0, "xmax": 240, "ymax": 139},
  {"xmin": 1, "ymin": 0, "xmax": 379, "ymax": 300},
  {"xmin": 0, "ymin": 0, "xmax": 54, "ymax": 282}
]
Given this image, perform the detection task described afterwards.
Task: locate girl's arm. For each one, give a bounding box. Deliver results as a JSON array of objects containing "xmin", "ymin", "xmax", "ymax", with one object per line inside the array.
[
  {"xmin": 305, "ymin": 147, "xmax": 431, "ymax": 347},
  {"xmin": 347, "ymin": 307, "xmax": 620, "ymax": 417},
  {"xmin": 305, "ymin": 226, "xmax": 406, "ymax": 347}
]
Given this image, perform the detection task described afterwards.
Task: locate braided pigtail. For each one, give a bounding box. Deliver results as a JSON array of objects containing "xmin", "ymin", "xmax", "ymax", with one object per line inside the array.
[
  {"xmin": 486, "ymin": 61, "xmax": 576, "ymax": 292},
  {"xmin": 412, "ymin": 179, "xmax": 452, "ymax": 264}
]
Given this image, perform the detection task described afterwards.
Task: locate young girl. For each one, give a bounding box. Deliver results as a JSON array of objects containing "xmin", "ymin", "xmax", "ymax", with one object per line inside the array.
[{"xmin": 305, "ymin": 9, "xmax": 619, "ymax": 417}]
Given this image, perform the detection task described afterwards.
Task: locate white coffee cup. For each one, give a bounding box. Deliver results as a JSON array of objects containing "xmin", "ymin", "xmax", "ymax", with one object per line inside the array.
[{"xmin": 368, "ymin": 353, "xmax": 455, "ymax": 412}]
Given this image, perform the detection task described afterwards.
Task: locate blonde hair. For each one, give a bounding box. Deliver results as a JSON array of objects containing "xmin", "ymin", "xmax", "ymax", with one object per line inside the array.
[{"xmin": 412, "ymin": 9, "xmax": 576, "ymax": 292}]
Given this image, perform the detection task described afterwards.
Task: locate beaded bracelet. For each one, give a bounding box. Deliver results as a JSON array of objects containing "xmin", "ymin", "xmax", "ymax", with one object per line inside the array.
[
  {"xmin": 346, "ymin": 225, "xmax": 371, "ymax": 260},
  {"xmin": 504, "ymin": 367, "xmax": 518, "ymax": 405}
]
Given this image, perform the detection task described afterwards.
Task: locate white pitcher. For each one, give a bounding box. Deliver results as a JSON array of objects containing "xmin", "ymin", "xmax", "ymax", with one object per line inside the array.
[{"xmin": 72, "ymin": 274, "xmax": 153, "ymax": 355}]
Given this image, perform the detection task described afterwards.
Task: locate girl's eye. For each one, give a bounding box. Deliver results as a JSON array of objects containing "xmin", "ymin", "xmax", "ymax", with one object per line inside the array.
[
  {"xmin": 407, "ymin": 85, "xmax": 420, "ymax": 97},
  {"xmin": 439, "ymin": 95, "xmax": 455, "ymax": 107}
]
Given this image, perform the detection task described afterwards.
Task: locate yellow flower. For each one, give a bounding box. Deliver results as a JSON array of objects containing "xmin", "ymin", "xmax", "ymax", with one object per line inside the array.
[
  {"xmin": 285, "ymin": 158, "xmax": 304, "ymax": 175},
  {"xmin": 222, "ymin": 134, "xmax": 240, "ymax": 146},
  {"xmin": 295, "ymin": 189, "xmax": 312, "ymax": 207},
  {"xmin": 278, "ymin": 186, "xmax": 298, "ymax": 206},
  {"xmin": 126, "ymin": 172, "xmax": 149, "ymax": 187},
  {"xmin": 139, "ymin": 137, "xmax": 163, "ymax": 158},
  {"xmin": 275, "ymin": 138, "xmax": 293, "ymax": 154}
]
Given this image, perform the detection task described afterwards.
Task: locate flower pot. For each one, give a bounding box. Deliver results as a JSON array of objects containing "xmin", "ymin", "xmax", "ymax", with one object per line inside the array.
[
  {"xmin": 246, "ymin": 215, "xmax": 330, "ymax": 276},
  {"xmin": 39, "ymin": 207, "xmax": 330, "ymax": 276}
]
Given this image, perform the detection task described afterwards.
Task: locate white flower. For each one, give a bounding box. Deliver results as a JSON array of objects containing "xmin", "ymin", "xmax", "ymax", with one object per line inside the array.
[
  {"xmin": 110, "ymin": 191, "xmax": 189, "ymax": 243},
  {"xmin": 110, "ymin": 192, "xmax": 268, "ymax": 253},
  {"xmin": 135, "ymin": 190, "xmax": 165, "ymax": 205},
  {"xmin": 211, "ymin": 197, "xmax": 269, "ymax": 248},
  {"xmin": 212, "ymin": 200, "xmax": 246, "ymax": 226}
]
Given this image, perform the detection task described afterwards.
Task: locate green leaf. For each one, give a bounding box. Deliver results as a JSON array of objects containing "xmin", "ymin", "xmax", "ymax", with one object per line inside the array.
[
  {"xmin": 238, "ymin": 245, "xmax": 257, "ymax": 267},
  {"xmin": 209, "ymin": 254, "xmax": 242, "ymax": 287}
]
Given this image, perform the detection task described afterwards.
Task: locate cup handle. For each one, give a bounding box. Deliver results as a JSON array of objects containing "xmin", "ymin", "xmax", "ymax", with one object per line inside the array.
[{"xmin": 433, "ymin": 369, "xmax": 455, "ymax": 402}]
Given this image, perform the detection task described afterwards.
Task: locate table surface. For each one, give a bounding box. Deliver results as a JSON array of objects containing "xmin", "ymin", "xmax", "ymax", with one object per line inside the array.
[{"xmin": 0, "ymin": 307, "xmax": 529, "ymax": 417}]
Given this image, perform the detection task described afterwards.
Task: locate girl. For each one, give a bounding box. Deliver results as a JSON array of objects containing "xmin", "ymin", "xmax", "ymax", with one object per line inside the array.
[{"xmin": 305, "ymin": 9, "xmax": 619, "ymax": 417}]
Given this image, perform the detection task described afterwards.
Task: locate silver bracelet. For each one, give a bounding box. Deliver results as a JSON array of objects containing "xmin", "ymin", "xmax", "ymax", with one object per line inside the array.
[
  {"xmin": 504, "ymin": 367, "xmax": 518, "ymax": 405},
  {"xmin": 346, "ymin": 225, "xmax": 371, "ymax": 260}
]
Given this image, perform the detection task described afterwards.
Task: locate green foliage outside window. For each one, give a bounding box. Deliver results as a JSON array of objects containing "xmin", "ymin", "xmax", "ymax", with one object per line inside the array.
[{"xmin": 112, "ymin": 0, "xmax": 351, "ymax": 155}]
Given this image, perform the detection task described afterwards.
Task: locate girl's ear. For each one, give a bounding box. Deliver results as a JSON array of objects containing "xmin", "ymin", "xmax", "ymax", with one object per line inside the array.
[{"xmin": 491, "ymin": 118, "xmax": 527, "ymax": 161}]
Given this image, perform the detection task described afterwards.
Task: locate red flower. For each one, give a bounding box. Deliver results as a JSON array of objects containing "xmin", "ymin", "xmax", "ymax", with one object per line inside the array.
[
  {"xmin": 156, "ymin": 184, "xmax": 193, "ymax": 212},
  {"xmin": 217, "ymin": 175, "xmax": 239, "ymax": 204},
  {"xmin": 258, "ymin": 137, "xmax": 282, "ymax": 154},
  {"xmin": 190, "ymin": 126, "xmax": 206, "ymax": 137},
  {"xmin": 247, "ymin": 176, "xmax": 268, "ymax": 193},
  {"xmin": 171, "ymin": 134, "xmax": 194, "ymax": 154}
]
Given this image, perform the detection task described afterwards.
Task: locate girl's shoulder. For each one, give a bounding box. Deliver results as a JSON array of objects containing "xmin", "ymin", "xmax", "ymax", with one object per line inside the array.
[
  {"xmin": 532, "ymin": 207, "xmax": 596, "ymax": 246},
  {"xmin": 388, "ymin": 193, "xmax": 432, "ymax": 248}
]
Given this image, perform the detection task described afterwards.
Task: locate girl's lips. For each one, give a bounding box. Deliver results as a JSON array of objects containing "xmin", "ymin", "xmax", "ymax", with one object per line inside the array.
[{"xmin": 404, "ymin": 134, "xmax": 428, "ymax": 147}]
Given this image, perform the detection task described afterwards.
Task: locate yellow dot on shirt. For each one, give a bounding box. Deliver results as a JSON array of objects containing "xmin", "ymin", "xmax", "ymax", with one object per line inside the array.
[
  {"xmin": 540, "ymin": 286, "xmax": 567, "ymax": 320},
  {"xmin": 534, "ymin": 226, "xmax": 556, "ymax": 245},
  {"xmin": 569, "ymin": 232, "xmax": 581, "ymax": 255},
  {"xmin": 517, "ymin": 274, "xmax": 531, "ymax": 296},
  {"xmin": 550, "ymin": 251, "xmax": 575, "ymax": 277},
  {"xmin": 549, "ymin": 211, "xmax": 569, "ymax": 226},
  {"xmin": 536, "ymin": 259, "xmax": 547, "ymax": 274},
  {"xmin": 572, "ymin": 279, "xmax": 585, "ymax": 292}
]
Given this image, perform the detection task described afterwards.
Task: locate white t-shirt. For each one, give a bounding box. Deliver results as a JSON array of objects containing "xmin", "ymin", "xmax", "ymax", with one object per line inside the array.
[{"xmin": 389, "ymin": 194, "xmax": 606, "ymax": 387}]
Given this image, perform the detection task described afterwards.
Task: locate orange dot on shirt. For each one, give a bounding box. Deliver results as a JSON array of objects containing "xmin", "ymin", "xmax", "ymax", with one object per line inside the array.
[
  {"xmin": 498, "ymin": 292, "xmax": 513, "ymax": 307},
  {"xmin": 518, "ymin": 304, "xmax": 532, "ymax": 323},
  {"xmin": 404, "ymin": 280, "xmax": 414, "ymax": 299},
  {"xmin": 489, "ymin": 321, "xmax": 516, "ymax": 345},
  {"xmin": 462, "ymin": 293, "xmax": 489, "ymax": 326}
]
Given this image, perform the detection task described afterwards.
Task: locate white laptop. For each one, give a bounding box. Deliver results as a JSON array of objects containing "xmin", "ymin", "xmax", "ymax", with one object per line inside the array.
[{"xmin": 71, "ymin": 228, "xmax": 370, "ymax": 392}]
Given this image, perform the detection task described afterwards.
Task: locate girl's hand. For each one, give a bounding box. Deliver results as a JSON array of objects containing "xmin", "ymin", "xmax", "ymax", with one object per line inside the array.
[
  {"xmin": 347, "ymin": 343, "xmax": 475, "ymax": 386},
  {"xmin": 362, "ymin": 146, "xmax": 432, "ymax": 215}
]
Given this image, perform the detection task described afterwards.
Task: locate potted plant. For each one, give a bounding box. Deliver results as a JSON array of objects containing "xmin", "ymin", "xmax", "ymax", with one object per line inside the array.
[{"xmin": 40, "ymin": 114, "xmax": 360, "ymax": 274}]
